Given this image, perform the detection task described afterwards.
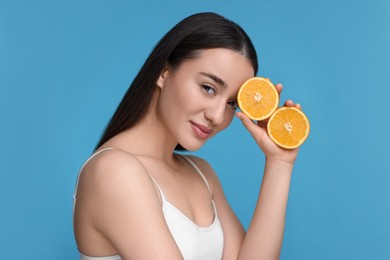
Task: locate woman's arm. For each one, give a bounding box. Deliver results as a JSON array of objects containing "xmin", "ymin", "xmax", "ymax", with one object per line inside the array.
[
  {"xmin": 236, "ymin": 95, "xmax": 301, "ymax": 259},
  {"xmin": 237, "ymin": 159, "xmax": 293, "ymax": 260},
  {"xmin": 196, "ymin": 89, "xmax": 302, "ymax": 259},
  {"xmin": 234, "ymin": 95, "xmax": 301, "ymax": 259}
]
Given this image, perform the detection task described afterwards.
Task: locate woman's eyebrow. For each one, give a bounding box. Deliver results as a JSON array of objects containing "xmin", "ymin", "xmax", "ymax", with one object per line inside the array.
[{"xmin": 199, "ymin": 72, "xmax": 228, "ymax": 88}]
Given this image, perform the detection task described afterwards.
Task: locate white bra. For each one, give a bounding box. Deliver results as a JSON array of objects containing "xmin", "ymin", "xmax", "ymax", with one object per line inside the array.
[{"xmin": 74, "ymin": 148, "xmax": 224, "ymax": 260}]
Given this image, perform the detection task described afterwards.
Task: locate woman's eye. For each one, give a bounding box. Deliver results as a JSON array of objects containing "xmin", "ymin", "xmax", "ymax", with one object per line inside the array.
[
  {"xmin": 227, "ymin": 100, "xmax": 238, "ymax": 110},
  {"xmin": 202, "ymin": 84, "xmax": 216, "ymax": 95}
]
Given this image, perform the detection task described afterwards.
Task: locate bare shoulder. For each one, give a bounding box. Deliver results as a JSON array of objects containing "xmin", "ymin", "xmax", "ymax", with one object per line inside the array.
[
  {"xmin": 82, "ymin": 148, "xmax": 147, "ymax": 178},
  {"xmin": 76, "ymin": 148, "xmax": 158, "ymax": 210}
]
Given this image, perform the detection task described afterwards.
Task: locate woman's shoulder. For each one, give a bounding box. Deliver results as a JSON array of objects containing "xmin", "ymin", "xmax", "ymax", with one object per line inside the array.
[
  {"xmin": 78, "ymin": 148, "xmax": 154, "ymax": 196},
  {"xmin": 82, "ymin": 148, "xmax": 146, "ymax": 175}
]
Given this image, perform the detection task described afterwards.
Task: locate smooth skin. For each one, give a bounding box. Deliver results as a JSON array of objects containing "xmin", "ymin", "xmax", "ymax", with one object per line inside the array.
[{"xmin": 74, "ymin": 48, "xmax": 302, "ymax": 259}]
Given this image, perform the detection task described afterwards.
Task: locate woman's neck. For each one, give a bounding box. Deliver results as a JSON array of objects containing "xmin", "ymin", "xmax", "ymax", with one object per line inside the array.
[{"xmin": 101, "ymin": 88, "xmax": 179, "ymax": 163}]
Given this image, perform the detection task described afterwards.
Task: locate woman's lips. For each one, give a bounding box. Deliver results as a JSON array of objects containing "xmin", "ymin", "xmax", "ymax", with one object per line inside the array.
[{"xmin": 190, "ymin": 121, "xmax": 213, "ymax": 139}]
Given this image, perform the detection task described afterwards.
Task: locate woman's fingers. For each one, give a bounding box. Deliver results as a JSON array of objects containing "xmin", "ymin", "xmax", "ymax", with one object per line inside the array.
[
  {"xmin": 236, "ymin": 111, "xmax": 266, "ymax": 139},
  {"xmin": 283, "ymin": 100, "xmax": 302, "ymax": 110},
  {"xmin": 275, "ymin": 83, "xmax": 283, "ymax": 94},
  {"xmin": 236, "ymin": 111, "xmax": 257, "ymax": 130},
  {"xmin": 275, "ymin": 84, "xmax": 302, "ymax": 110},
  {"xmin": 284, "ymin": 99, "xmax": 294, "ymax": 107}
]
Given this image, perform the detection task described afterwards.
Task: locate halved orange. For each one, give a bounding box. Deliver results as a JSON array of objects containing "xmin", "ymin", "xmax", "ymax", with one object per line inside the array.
[
  {"xmin": 267, "ymin": 107, "xmax": 310, "ymax": 149},
  {"xmin": 237, "ymin": 77, "xmax": 279, "ymax": 121}
]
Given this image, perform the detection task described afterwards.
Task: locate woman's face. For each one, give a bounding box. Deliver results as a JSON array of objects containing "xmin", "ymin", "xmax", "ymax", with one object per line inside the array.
[{"xmin": 156, "ymin": 48, "xmax": 255, "ymax": 151}]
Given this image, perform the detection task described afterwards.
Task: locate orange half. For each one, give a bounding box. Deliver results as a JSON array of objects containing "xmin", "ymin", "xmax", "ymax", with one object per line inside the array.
[
  {"xmin": 237, "ymin": 77, "xmax": 279, "ymax": 121},
  {"xmin": 267, "ymin": 107, "xmax": 310, "ymax": 149}
]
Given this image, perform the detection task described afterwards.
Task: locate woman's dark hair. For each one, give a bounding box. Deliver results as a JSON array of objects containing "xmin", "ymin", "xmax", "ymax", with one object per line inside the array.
[{"xmin": 95, "ymin": 12, "xmax": 258, "ymax": 151}]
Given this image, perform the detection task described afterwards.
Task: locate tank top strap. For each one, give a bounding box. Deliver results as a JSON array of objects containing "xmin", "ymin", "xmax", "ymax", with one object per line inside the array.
[
  {"xmin": 180, "ymin": 155, "xmax": 212, "ymax": 197},
  {"xmin": 144, "ymin": 170, "xmax": 167, "ymax": 202},
  {"xmin": 73, "ymin": 147, "xmax": 116, "ymax": 220},
  {"xmin": 73, "ymin": 148, "xmax": 116, "ymax": 199}
]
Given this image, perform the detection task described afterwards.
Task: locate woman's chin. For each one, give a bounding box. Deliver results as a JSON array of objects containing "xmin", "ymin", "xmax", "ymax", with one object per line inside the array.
[{"xmin": 178, "ymin": 140, "xmax": 206, "ymax": 152}]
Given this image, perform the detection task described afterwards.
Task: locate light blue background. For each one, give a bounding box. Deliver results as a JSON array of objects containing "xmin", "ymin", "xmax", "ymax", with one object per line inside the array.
[{"xmin": 1, "ymin": 0, "xmax": 389, "ymax": 259}]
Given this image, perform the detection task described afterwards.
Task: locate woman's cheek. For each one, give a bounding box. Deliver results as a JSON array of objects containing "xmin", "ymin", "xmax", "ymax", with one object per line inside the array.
[{"xmin": 220, "ymin": 110, "xmax": 235, "ymax": 129}]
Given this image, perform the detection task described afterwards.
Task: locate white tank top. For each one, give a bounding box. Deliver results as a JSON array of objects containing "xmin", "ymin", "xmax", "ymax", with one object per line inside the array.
[{"xmin": 73, "ymin": 148, "xmax": 224, "ymax": 260}]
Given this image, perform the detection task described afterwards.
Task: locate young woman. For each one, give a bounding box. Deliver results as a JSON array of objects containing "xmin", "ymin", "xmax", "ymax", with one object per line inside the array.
[{"xmin": 73, "ymin": 12, "xmax": 302, "ymax": 260}]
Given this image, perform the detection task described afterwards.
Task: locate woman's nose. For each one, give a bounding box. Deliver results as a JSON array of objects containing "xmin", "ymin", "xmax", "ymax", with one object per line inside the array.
[{"xmin": 204, "ymin": 101, "xmax": 225, "ymax": 126}]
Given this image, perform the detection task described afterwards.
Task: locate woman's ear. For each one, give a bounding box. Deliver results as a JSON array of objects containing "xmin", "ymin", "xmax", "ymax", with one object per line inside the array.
[{"xmin": 156, "ymin": 67, "xmax": 169, "ymax": 89}]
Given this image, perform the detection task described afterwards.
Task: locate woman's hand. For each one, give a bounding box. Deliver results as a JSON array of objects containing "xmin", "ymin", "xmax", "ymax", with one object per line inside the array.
[{"xmin": 236, "ymin": 83, "xmax": 301, "ymax": 165}]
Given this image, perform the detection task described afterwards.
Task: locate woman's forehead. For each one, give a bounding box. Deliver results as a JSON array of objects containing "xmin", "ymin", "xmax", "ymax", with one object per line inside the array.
[{"xmin": 179, "ymin": 48, "xmax": 255, "ymax": 88}]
